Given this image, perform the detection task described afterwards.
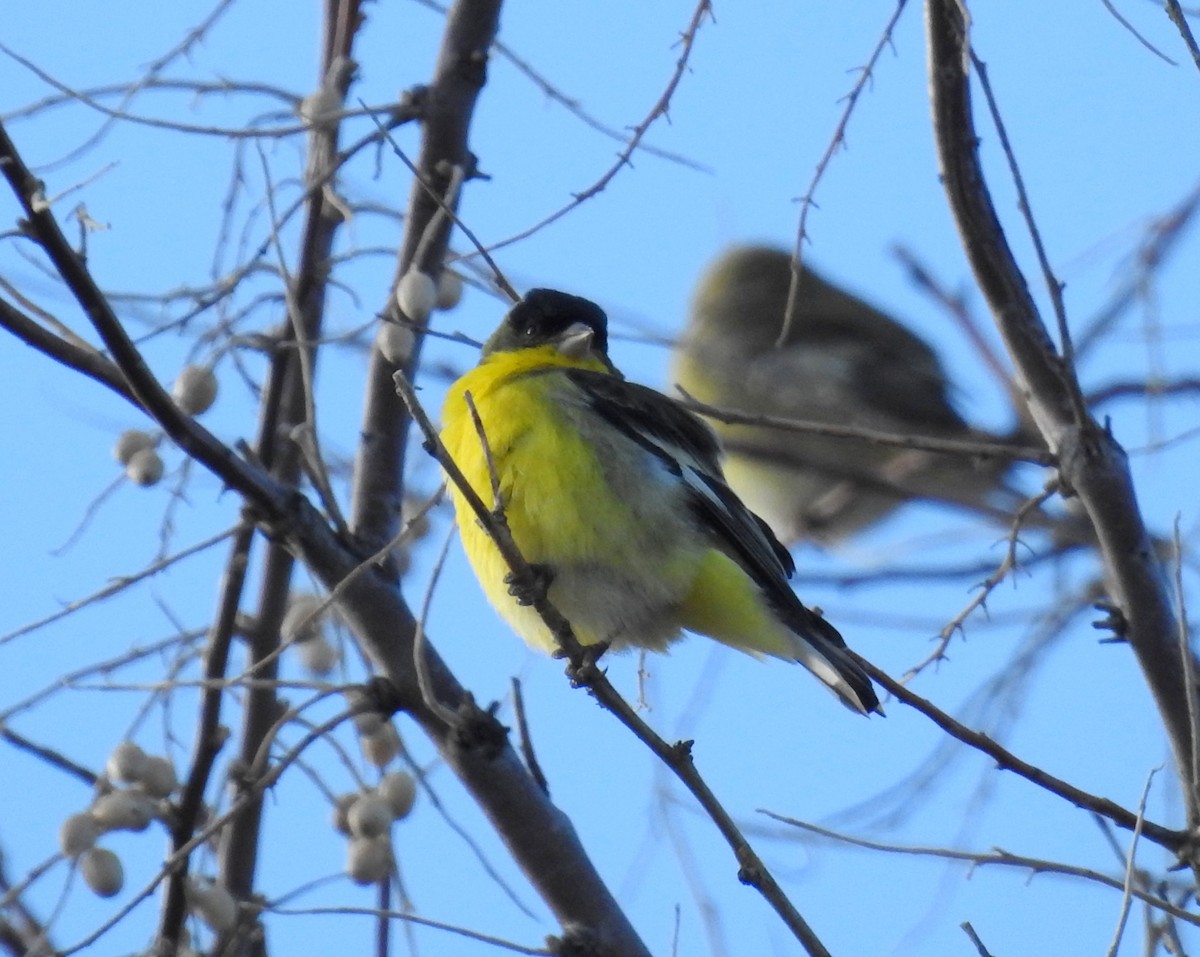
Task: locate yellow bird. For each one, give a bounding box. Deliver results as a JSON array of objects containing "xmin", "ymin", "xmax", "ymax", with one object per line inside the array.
[
  {"xmin": 440, "ymin": 289, "xmax": 880, "ymax": 715},
  {"xmin": 673, "ymin": 245, "xmax": 1024, "ymax": 545}
]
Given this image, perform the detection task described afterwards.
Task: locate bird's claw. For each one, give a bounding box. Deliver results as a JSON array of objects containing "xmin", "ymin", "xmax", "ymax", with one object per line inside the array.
[
  {"xmin": 505, "ymin": 563, "xmax": 553, "ymax": 606},
  {"xmin": 563, "ymin": 641, "xmax": 610, "ymax": 687}
]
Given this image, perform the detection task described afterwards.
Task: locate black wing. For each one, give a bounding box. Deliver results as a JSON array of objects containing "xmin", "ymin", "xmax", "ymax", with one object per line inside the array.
[
  {"xmin": 564, "ymin": 368, "xmax": 806, "ymax": 603},
  {"xmin": 567, "ymin": 367, "xmax": 875, "ymax": 710}
]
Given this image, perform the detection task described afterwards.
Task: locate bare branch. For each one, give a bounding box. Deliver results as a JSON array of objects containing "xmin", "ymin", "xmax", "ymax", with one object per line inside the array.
[
  {"xmin": 850, "ymin": 652, "xmax": 1189, "ymax": 854},
  {"xmin": 785, "ymin": 0, "xmax": 911, "ymax": 340},
  {"xmin": 925, "ymin": 0, "xmax": 1200, "ymax": 831},
  {"xmin": 1164, "ymin": 0, "xmax": 1200, "ymax": 73},
  {"xmin": 676, "ymin": 391, "xmax": 1052, "ymax": 463},
  {"xmin": 349, "ymin": 0, "xmax": 506, "ymax": 554},
  {"xmin": 1105, "ymin": 767, "xmax": 1160, "ymax": 957},
  {"xmin": 471, "ymin": 0, "xmax": 713, "ymax": 257},
  {"xmin": 763, "ymin": 813, "xmax": 1200, "ymax": 928},
  {"xmin": 394, "ymin": 371, "xmax": 836, "ymax": 957}
]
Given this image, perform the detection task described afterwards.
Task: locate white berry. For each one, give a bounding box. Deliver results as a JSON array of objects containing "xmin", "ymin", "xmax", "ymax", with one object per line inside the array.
[
  {"xmin": 186, "ymin": 876, "xmax": 238, "ymax": 932},
  {"xmin": 331, "ymin": 792, "xmax": 358, "ymax": 836},
  {"xmin": 346, "ymin": 836, "xmax": 392, "ymax": 885},
  {"xmin": 91, "ymin": 789, "xmax": 156, "ymax": 832},
  {"xmin": 172, "ymin": 365, "xmax": 219, "ymax": 416},
  {"xmin": 113, "ymin": 429, "xmax": 156, "ymax": 465},
  {"xmin": 106, "ymin": 740, "xmax": 148, "ymax": 784},
  {"xmin": 360, "ymin": 722, "xmax": 401, "ymax": 768},
  {"xmin": 378, "ymin": 771, "xmax": 417, "ymax": 819},
  {"xmin": 376, "ymin": 323, "xmax": 416, "ymax": 365},
  {"xmin": 396, "ymin": 270, "xmax": 437, "ymax": 323},
  {"xmin": 59, "ymin": 812, "xmax": 101, "ymax": 857},
  {"xmin": 281, "ymin": 593, "xmax": 326, "ymax": 645},
  {"xmin": 298, "ymin": 87, "xmax": 342, "ymax": 126},
  {"xmin": 435, "ymin": 269, "xmax": 463, "ymax": 310},
  {"xmin": 126, "ymin": 448, "xmax": 164, "ymax": 487},
  {"xmin": 297, "ymin": 635, "xmax": 340, "ymax": 676},
  {"xmin": 400, "ymin": 496, "xmax": 432, "ymax": 540},
  {"xmin": 80, "ymin": 847, "xmax": 124, "ymax": 897},
  {"xmin": 347, "ymin": 793, "xmax": 392, "ymax": 838},
  {"xmin": 139, "ymin": 755, "xmax": 178, "ymax": 797}
]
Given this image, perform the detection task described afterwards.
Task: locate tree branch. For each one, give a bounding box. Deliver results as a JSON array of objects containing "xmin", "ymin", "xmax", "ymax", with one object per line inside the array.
[
  {"xmin": 349, "ymin": 0, "xmax": 502, "ymax": 554},
  {"xmin": 925, "ymin": 0, "xmax": 1200, "ymax": 834},
  {"xmin": 0, "ymin": 56, "xmax": 652, "ymax": 956}
]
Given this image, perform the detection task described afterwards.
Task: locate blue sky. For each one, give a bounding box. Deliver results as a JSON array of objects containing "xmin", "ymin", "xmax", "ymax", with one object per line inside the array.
[{"xmin": 3, "ymin": 2, "xmax": 1200, "ymax": 955}]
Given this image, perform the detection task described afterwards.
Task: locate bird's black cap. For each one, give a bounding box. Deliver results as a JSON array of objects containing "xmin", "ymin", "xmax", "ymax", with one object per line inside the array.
[{"xmin": 487, "ymin": 288, "xmax": 610, "ymax": 358}]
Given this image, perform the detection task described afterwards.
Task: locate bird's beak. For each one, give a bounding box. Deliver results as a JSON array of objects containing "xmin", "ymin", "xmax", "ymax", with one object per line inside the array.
[{"xmin": 556, "ymin": 322, "xmax": 595, "ymax": 360}]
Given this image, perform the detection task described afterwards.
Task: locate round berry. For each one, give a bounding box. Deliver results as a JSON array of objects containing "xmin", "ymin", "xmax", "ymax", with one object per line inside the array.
[
  {"xmin": 395, "ymin": 270, "xmax": 437, "ymax": 323},
  {"xmin": 80, "ymin": 847, "xmax": 124, "ymax": 897},
  {"xmin": 113, "ymin": 430, "xmax": 156, "ymax": 466},
  {"xmin": 126, "ymin": 448, "xmax": 164, "ymax": 487},
  {"xmin": 172, "ymin": 365, "xmax": 219, "ymax": 416},
  {"xmin": 346, "ymin": 836, "xmax": 392, "ymax": 885}
]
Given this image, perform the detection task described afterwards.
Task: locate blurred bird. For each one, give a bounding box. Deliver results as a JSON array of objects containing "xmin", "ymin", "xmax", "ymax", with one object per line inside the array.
[
  {"xmin": 440, "ymin": 289, "xmax": 880, "ymax": 715},
  {"xmin": 672, "ymin": 245, "xmax": 1032, "ymax": 545}
]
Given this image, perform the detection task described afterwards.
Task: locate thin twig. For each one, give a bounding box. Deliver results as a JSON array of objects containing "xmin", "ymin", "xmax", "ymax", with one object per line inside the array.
[
  {"xmin": 784, "ymin": 0, "xmax": 911, "ymax": 342},
  {"xmin": 413, "ymin": 525, "xmax": 460, "ymax": 727},
  {"xmin": 1105, "ymin": 766, "xmax": 1160, "ymax": 957},
  {"xmin": 255, "ymin": 142, "xmax": 349, "ymax": 536},
  {"xmin": 676, "ymin": 390, "xmax": 1052, "ymax": 464},
  {"xmin": 1099, "ymin": 0, "xmax": 1177, "ymax": 63},
  {"xmin": 511, "ymin": 679, "xmax": 550, "ymax": 796},
  {"xmin": 1076, "ymin": 180, "xmax": 1200, "ymax": 360},
  {"xmin": 362, "ymin": 110, "xmax": 519, "ymax": 302},
  {"xmin": 0, "ymin": 525, "xmax": 237, "ymax": 647},
  {"xmin": 474, "ymin": 0, "xmax": 713, "ymax": 258},
  {"xmin": 464, "ymin": 391, "xmax": 504, "ymax": 511},
  {"xmin": 848, "ymin": 651, "xmax": 1188, "ymax": 853},
  {"xmin": 969, "ymin": 48, "xmax": 1090, "ymax": 429},
  {"xmin": 1163, "ymin": 0, "xmax": 1200, "ymax": 71},
  {"xmin": 961, "ymin": 922, "xmax": 996, "ymax": 957},
  {"xmin": 763, "ymin": 813, "xmax": 1200, "ymax": 928},
  {"xmin": 394, "ymin": 371, "xmax": 835, "ymax": 957},
  {"xmin": 891, "ymin": 244, "xmax": 1026, "ymax": 423},
  {"xmin": 410, "ymin": 0, "xmax": 710, "ymax": 173},
  {"xmin": 0, "ymin": 727, "xmax": 97, "ymax": 786},
  {"xmin": 902, "ymin": 486, "xmax": 1057, "ymax": 679},
  {"xmin": 264, "ymin": 904, "xmax": 550, "ymax": 954}
]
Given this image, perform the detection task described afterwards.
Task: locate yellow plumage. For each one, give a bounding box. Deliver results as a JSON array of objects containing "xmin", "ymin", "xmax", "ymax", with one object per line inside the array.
[
  {"xmin": 440, "ymin": 289, "xmax": 879, "ymax": 715},
  {"xmin": 442, "ymin": 344, "xmax": 699, "ymax": 653}
]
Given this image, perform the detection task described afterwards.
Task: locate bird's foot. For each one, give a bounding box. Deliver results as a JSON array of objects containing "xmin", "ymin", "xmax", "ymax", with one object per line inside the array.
[
  {"xmin": 505, "ymin": 563, "xmax": 554, "ymax": 606},
  {"xmin": 560, "ymin": 641, "xmax": 610, "ymax": 687}
]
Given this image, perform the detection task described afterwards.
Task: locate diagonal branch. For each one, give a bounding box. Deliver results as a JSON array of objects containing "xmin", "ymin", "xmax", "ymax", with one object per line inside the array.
[
  {"xmin": 394, "ymin": 372, "xmax": 837, "ymax": 957},
  {"xmin": 852, "ymin": 653, "xmax": 1188, "ymax": 855},
  {"xmin": 0, "ymin": 119, "xmax": 290, "ymax": 515},
  {"xmin": 0, "ymin": 69, "xmax": 652, "ymax": 956},
  {"xmin": 925, "ymin": 0, "xmax": 1200, "ymax": 835}
]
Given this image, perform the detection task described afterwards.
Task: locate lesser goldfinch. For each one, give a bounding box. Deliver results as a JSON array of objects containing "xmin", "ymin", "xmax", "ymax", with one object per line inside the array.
[
  {"xmin": 440, "ymin": 289, "xmax": 880, "ymax": 715},
  {"xmin": 673, "ymin": 245, "xmax": 1025, "ymax": 545}
]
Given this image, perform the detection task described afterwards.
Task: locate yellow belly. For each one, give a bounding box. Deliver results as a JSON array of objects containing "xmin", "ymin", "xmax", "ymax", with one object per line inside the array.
[{"xmin": 440, "ymin": 353, "xmax": 698, "ymax": 653}]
